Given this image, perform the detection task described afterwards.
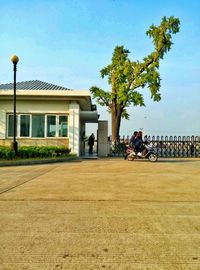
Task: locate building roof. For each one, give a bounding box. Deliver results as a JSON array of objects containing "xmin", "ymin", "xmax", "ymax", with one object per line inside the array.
[
  {"xmin": 0, "ymin": 79, "xmax": 98, "ymax": 113},
  {"xmin": 0, "ymin": 80, "xmax": 71, "ymax": 91}
]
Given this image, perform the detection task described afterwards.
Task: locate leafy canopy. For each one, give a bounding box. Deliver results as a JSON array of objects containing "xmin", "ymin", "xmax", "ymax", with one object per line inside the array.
[{"xmin": 90, "ymin": 16, "xmax": 180, "ymax": 120}]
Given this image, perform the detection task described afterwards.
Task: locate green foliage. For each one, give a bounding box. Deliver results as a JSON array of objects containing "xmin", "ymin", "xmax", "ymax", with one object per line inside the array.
[
  {"xmin": 89, "ymin": 86, "xmax": 111, "ymax": 107},
  {"xmin": 0, "ymin": 146, "xmax": 71, "ymax": 160},
  {"xmin": 90, "ymin": 16, "xmax": 180, "ymax": 139},
  {"xmin": 146, "ymin": 16, "xmax": 180, "ymax": 58},
  {"xmin": 0, "ymin": 147, "xmax": 15, "ymax": 160}
]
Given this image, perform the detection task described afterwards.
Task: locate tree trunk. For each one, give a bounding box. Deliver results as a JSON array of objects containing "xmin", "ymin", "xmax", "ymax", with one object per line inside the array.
[
  {"xmin": 111, "ymin": 79, "xmax": 122, "ymax": 142},
  {"xmin": 111, "ymin": 107, "xmax": 122, "ymax": 142}
]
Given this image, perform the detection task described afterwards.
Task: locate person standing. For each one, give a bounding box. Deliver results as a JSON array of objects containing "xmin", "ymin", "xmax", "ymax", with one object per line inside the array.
[{"xmin": 88, "ymin": 133, "xmax": 95, "ymax": 154}]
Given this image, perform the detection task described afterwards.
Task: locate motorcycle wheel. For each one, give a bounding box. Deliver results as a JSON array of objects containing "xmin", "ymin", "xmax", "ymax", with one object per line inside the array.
[
  {"xmin": 148, "ymin": 153, "xmax": 158, "ymax": 162},
  {"xmin": 128, "ymin": 156, "xmax": 134, "ymax": 161}
]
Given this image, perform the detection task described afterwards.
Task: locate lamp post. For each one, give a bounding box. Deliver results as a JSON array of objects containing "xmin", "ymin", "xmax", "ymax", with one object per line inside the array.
[{"xmin": 11, "ymin": 55, "xmax": 19, "ymax": 155}]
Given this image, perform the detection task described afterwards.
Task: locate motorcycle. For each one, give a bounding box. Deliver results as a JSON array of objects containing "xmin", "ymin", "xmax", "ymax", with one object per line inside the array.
[{"xmin": 124, "ymin": 142, "xmax": 158, "ymax": 162}]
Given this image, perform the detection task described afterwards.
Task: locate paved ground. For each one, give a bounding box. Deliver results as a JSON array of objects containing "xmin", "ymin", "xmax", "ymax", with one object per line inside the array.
[{"xmin": 0, "ymin": 158, "xmax": 200, "ymax": 270}]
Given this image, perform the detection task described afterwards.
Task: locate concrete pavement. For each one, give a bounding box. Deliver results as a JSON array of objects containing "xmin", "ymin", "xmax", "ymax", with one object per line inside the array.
[{"xmin": 0, "ymin": 158, "xmax": 200, "ymax": 269}]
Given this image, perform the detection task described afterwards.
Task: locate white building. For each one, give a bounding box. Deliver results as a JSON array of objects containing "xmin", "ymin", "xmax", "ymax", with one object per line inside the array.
[{"xmin": 0, "ymin": 80, "xmax": 109, "ymax": 156}]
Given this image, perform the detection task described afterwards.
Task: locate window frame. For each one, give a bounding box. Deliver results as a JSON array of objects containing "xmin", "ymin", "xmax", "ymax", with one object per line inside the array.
[
  {"xmin": 19, "ymin": 114, "xmax": 31, "ymax": 138},
  {"xmin": 6, "ymin": 113, "xmax": 69, "ymax": 139},
  {"xmin": 58, "ymin": 115, "xmax": 68, "ymax": 137},
  {"xmin": 46, "ymin": 114, "xmax": 57, "ymax": 138},
  {"xmin": 7, "ymin": 114, "xmax": 18, "ymax": 138},
  {"xmin": 31, "ymin": 114, "xmax": 45, "ymax": 138}
]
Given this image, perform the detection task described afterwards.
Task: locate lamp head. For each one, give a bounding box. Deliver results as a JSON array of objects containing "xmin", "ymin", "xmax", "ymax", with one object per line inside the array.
[{"xmin": 11, "ymin": 55, "xmax": 19, "ymax": 64}]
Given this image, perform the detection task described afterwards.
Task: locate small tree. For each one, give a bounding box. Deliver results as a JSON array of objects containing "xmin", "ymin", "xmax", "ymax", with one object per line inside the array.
[{"xmin": 90, "ymin": 16, "xmax": 180, "ymax": 141}]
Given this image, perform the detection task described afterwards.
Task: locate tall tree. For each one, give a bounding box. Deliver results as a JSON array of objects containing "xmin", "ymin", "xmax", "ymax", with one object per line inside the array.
[{"xmin": 90, "ymin": 16, "xmax": 180, "ymax": 141}]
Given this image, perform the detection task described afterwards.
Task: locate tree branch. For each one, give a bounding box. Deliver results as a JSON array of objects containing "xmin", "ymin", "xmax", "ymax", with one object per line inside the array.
[{"xmin": 90, "ymin": 86, "xmax": 111, "ymax": 107}]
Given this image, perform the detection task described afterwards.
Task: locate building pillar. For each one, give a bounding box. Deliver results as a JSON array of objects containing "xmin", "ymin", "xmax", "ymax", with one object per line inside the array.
[
  {"xmin": 0, "ymin": 110, "xmax": 6, "ymax": 140},
  {"xmin": 79, "ymin": 122, "xmax": 86, "ymax": 156},
  {"xmin": 98, "ymin": 120, "xmax": 109, "ymax": 156},
  {"xmin": 69, "ymin": 102, "xmax": 80, "ymax": 156}
]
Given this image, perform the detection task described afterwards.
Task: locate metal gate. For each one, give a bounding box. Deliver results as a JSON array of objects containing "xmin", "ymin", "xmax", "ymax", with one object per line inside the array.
[{"xmin": 110, "ymin": 135, "xmax": 200, "ymax": 157}]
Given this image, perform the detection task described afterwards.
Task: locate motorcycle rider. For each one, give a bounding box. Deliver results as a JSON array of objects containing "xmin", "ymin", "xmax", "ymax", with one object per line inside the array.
[
  {"xmin": 124, "ymin": 131, "xmax": 138, "ymax": 160},
  {"xmin": 125, "ymin": 131, "xmax": 144, "ymax": 159},
  {"xmin": 135, "ymin": 131, "xmax": 144, "ymax": 156},
  {"xmin": 125, "ymin": 132, "xmax": 158, "ymax": 162},
  {"xmin": 130, "ymin": 131, "xmax": 138, "ymax": 148}
]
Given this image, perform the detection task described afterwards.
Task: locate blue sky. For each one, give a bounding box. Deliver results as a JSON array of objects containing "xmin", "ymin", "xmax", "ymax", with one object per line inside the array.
[{"xmin": 0, "ymin": 0, "xmax": 199, "ymax": 136}]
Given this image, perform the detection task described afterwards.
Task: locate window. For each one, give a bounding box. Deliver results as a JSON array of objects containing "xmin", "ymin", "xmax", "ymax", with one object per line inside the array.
[
  {"xmin": 47, "ymin": 115, "xmax": 56, "ymax": 137},
  {"xmin": 7, "ymin": 114, "xmax": 68, "ymax": 138},
  {"xmin": 59, "ymin": 116, "xmax": 68, "ymax": 137},
  {"xmin": 8, "ymin": 114, "xmax": 18, "ymax": 137},
  {"xmin": 32, "ymin": 115, "xmax": 45, "ymax": 138},
  {"xmin": 20, "ymin": 115, "xmax": 30, "ymax": 137}
]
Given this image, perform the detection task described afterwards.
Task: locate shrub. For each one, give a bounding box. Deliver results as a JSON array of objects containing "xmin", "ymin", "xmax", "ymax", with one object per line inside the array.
[
  {"xmin": 0, "ymin": 146, "xmax": 16, "ymax": 160},
  {"xmin": 0, "ymin": 146, "xmax": 71, "ymax": 160}
]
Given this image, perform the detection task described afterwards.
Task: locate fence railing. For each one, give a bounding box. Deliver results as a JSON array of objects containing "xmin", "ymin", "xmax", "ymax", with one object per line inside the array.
[{"xmin": 110, "ymin": 135, "xmax": 200, "ymax": 158}]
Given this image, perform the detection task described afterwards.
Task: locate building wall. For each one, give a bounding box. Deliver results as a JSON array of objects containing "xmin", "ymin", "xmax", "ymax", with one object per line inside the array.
[
  {"xmin": 0, "ymin": 99, "xmax": 69, "ymax": 114},
  {"xmin": 0, "ymin": 99, "xmax": 70, "ymax": 149},
  {"xmin": 0, "ymin": 138, "xmax": 69, "ymax": 147}
]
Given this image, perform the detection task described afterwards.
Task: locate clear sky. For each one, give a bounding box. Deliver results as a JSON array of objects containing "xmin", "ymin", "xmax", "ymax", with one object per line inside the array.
[{"xmin": 0, "ymin": 0, "xmax": 199, "ymax": 136}]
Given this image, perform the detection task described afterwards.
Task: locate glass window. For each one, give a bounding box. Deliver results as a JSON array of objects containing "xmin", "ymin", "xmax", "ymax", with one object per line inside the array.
[
  {"xmin": 32, "ymin": 115, "xmax": 45, "ymax": 138},
  {"xmin": 8, "ymin": 114, "xmax": 18, "ymax": 137},
  {"xmin": 47, "ymin": 115, "xmax": 56, "ymax": 137},
  {"xmin": 8, "ymin": 114, "xmax": 68, "ymax": 138},
  {"xmin": 59, "ymin": 115, "xmax": 68, "ymax": 137},
  {"xmin": 20, "ymin": 115, "xmax": 30, "ymax": 137}
]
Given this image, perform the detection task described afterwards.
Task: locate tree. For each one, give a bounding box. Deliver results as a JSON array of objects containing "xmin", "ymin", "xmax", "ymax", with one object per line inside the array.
[{"xmin": 90, "ymin": 16, "xmax": 180, "ymax": 141}]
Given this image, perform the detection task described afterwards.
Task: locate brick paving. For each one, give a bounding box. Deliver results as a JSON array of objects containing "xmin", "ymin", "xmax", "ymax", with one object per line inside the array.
[{"xmin": 0, "ymin": 158, "xmax": 200, "ymax": 269}]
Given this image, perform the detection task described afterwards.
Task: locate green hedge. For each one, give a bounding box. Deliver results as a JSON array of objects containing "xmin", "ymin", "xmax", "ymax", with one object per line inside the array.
[
  {"xmin": 0, "ymin": 146, "xmax": 71, "ymax": 160},
  {"xmin": 0, "ymin": 147, "xmax": 15, "ymax": 160}
]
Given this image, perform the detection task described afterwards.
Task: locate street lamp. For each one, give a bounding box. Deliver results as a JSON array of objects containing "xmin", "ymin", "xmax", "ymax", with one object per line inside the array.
[{"xmin": 11, "ymin": 55, "xmax": 19, "ymax": 155}]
